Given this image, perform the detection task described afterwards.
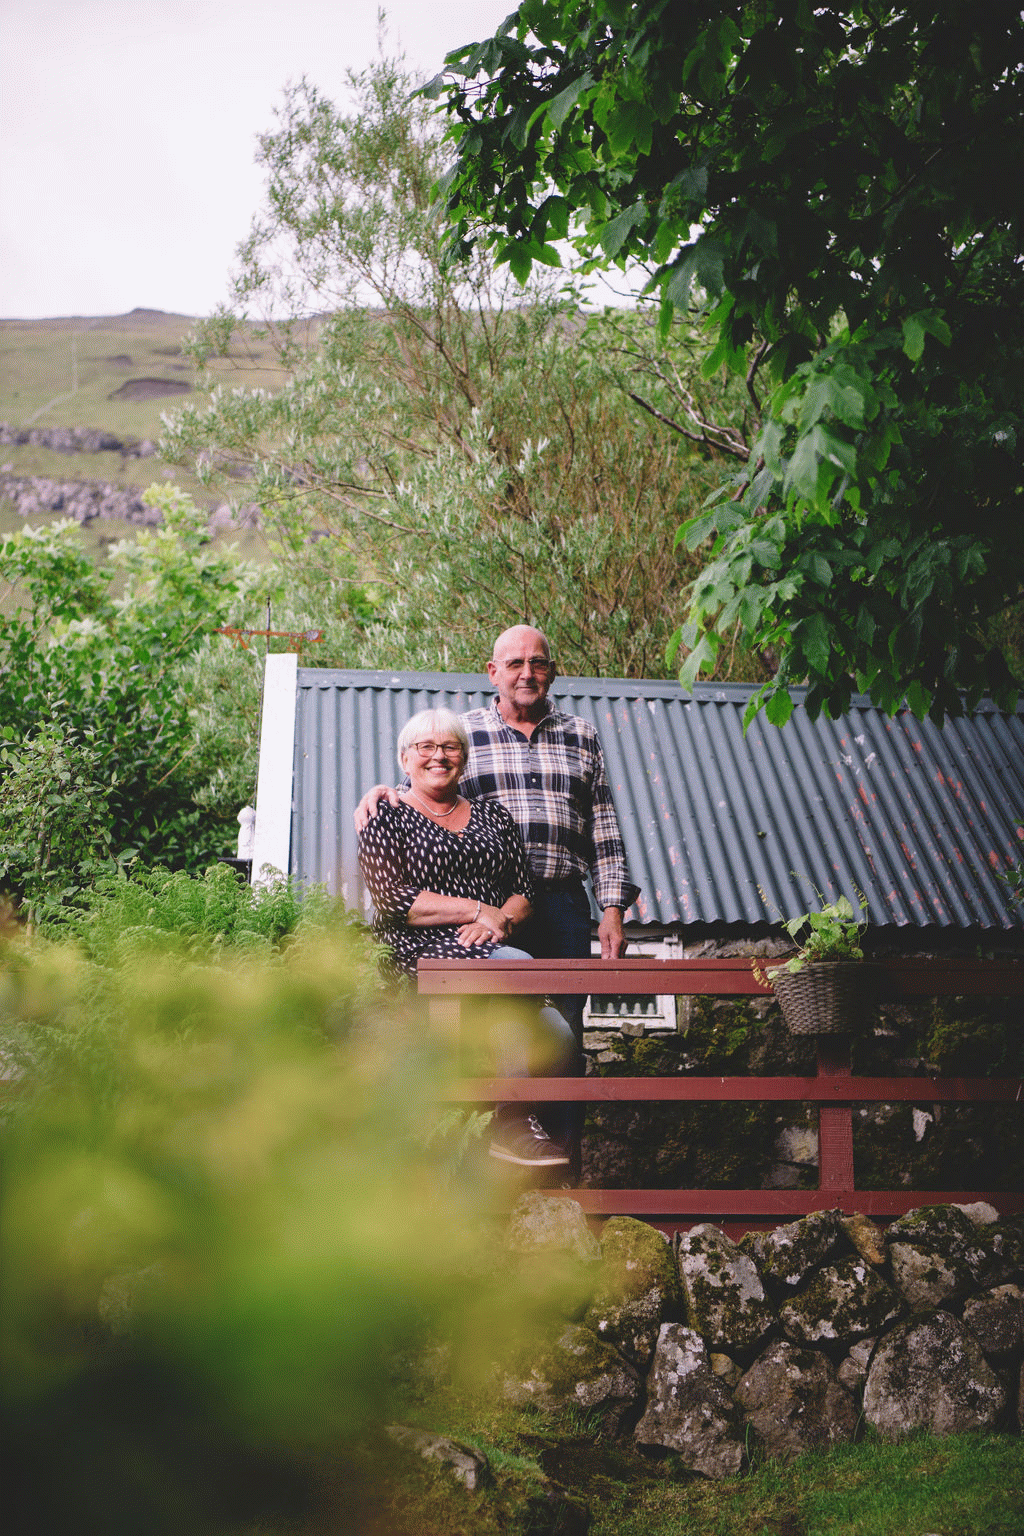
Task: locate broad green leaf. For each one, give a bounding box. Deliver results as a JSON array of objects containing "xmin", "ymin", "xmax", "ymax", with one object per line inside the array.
[
  {"xmin": 597, "ymin": 199, "xmax": 647, "ymax": 258},
  {"xmin": 506, "ymin": 243, "xmax": 534, "ymax": 284},
  {"xmin": 541, "ymin": 195, "xmax": 570, "ymax": 241},
  {"xmin": 663, "ymin": 245, "xmax": 697, "ymax": 310},
  {"xmin": 547, "ymin": 70, "xmax": 595, "ymax": 131},
  {"xmin": 784, "ymin": 431, "xmax": 823, "ymax": 501},
  {"xmin": 667, "ymin": 163, "xmax": 709, "ymax": 203},
  {"xmin": 603, "ymin": 100, "xmax": 655, "ymax": 159},
  {"xmin": 903, "ymin": 309, "xmax": 952, "ymax": 360},
  {"xmin": 904, "ymin": 679, "xmax": 932, "ymax": 718},
  {"xmin": 801, "ymin": 368, "xmax": 867, "ymax": 430},
  {"xmin": 855, "ymin": 605, "xmax": 876, "ymax": 645},
  {"xmin": 901, "ymin": 314, "xmax": 926, "ymax": 361},
  {"xmin": 749, "ymin": 537, "xmax": 781, "ymax": 568},
  {"xmin": 496, "ymin": 34, "xmax": 530, "ymax": 65},
  {"xmin": 744, "ymin": 463, "xmax": 775, "ymax": 512},
  {"xmin": 678, "ymin": 513, "xmax": 717, "ymax": 550},
  {"xmin": 801, "ymin": 552, "xmax": 833, "ymax": 587},
  {"xmin": 764, "ymin": 688, "xmax": 794, "ymax": 727},
  {"xmin": 738, "ymin": 586, "xmax": 768, "ymax": 629},
  {"xmin": 800, "ymin": 612, "xmax": 831, "ymax": 674},
  {"xmin": 508, "ymin": 103, "xmax": 535, "ymax": 150},
  {"xmin": 678, "ymin": 632, "xmax": 719, "ymax": 692}
]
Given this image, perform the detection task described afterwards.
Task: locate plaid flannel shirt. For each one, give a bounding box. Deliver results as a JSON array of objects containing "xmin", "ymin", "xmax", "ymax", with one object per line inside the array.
[{"xmin": 455, "ymin": 699, "xmax": 640, "ymax": 912}]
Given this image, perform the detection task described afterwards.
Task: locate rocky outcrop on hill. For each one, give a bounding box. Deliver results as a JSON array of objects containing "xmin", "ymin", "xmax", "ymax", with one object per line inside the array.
[
  {"xmin": 0, "ymin": 467, "xmax": 261, "ymax": 533},
  {"xmin": 0, "ymin": 422, "xmax": 157, "ymax": 456}
]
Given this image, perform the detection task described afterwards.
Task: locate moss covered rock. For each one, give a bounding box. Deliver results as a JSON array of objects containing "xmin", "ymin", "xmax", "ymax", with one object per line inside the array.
[
  {"xmin": 840, "ymin": 1211, "xmax": 887, "ymax": 1267},
  {"xmin": 634, "ymin": 1323, "xmax": 744, "ymax": 1479},
  {"xmin": 677, "ymin": 1224, "xmax": 775, "ymax": 1355},
  {"xmin": 778, "ymin": 1257, "xmax": 902, "ymax": 1345},
  {"xmin": 863, "ymin": 1310, "xmax": 1007, "ymax": 1440},
  {"xmin": 583, "ymin": 1216, "xmax": 680, "ymax": 1369},
  {"xmin": 962, "ymin": 1284, "xmax": 1024, "ymax": 1362},
  {"xmin": 735, "ymin": 1339, "xmax": 859, "ymax": 1461},
  {"xmin": 506, "ymin": 1194, "xmax": 601, "ymax": 1262},
  {"xmin": 742, "ymin": 1209, "xmax": 845, "ymax": 1289},
  {"xmin": 501, "ymin": 1323, "xmax": 640, "ymax": 1433},
  {"xmin": 887, "ymin": 1203, "xmax": 988, "ymax": 1308},
  {"xmin": 976, "ymin": 1215, "xmax": 1024, "ymax": 1288}
]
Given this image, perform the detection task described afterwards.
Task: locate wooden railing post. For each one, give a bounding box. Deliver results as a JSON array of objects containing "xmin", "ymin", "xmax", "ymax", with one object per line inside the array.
[
  {"xmin": 427, "ymin": 994, "xmax": 463, "ymax": 1046},
  {"xmin": 816, "ymin": 1034, "xmax": 855, "ymax": 1193}
]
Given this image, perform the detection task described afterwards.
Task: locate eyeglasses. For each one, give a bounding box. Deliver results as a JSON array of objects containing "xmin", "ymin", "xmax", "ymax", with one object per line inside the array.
[
  {"xmin": 502, "ymin": 656, "xmax": 553, "ymax": 673},
  {"xmin": 409, "ymin": 741, "xmax": 464, "ymax": 759}
]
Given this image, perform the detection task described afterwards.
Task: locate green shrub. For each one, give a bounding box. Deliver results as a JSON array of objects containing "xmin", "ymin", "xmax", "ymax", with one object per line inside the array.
[{"xmin": 0, "ymin": 491, "xmax": 264, "ymax": 915}]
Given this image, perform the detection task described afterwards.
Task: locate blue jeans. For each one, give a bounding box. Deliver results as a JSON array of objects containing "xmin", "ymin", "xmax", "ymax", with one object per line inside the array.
[
  {"xmin": 514, "ymin": 881, "xmax": 592, "ymax": 1160},
  {"xmin": 487, "ymin": 945, "xmax": 578, "ymax": 1136}
]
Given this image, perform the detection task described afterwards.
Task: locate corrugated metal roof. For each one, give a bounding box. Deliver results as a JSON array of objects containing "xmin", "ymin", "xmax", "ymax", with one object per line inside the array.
[{"xmin": 287, "ymin": 668, "xmax": 1024, "ymax": 933}]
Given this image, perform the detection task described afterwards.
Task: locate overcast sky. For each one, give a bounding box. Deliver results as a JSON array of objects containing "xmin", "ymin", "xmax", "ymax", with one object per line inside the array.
[{"xmin": 0, "ymin": 0, "xmax": 513, "ymax": 319}]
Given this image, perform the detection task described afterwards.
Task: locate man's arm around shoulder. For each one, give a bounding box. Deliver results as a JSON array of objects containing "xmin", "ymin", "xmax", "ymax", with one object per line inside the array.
[{"xmin": 354, "ymin": 784, "xmax": 401, "ymax": 832}]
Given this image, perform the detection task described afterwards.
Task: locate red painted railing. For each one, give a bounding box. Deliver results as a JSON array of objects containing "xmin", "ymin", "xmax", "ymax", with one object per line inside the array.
[{"xmin": 418, "ymin": 956, "xmax": 1024, "ymax": 1235}]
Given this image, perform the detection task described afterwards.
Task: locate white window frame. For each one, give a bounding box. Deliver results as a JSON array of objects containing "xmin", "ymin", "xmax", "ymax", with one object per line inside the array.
[{"xmin": 582, "ymin": 931, "xmax": 683, "ymax": 1035}]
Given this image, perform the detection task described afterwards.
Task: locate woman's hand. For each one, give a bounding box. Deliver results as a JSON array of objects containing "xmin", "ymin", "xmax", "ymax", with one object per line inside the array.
[{"xmin": 455, "ymin": 902, "xmax": 510, "ymax": 947}]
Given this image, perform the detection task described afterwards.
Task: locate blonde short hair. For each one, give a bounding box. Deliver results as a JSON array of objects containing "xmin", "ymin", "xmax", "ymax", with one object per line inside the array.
[{"xmin": 396, "ymin": 707, "xmax": 469, "ymax": 769}]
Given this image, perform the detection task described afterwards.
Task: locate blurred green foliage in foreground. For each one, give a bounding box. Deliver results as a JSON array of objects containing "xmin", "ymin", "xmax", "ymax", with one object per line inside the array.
[{"xmin": 0, "ymin": 866, "xmax": 504, "ymax": 1533}]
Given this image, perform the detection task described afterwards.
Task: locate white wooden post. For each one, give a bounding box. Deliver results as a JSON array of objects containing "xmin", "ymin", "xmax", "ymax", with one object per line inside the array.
[{"xmin": 250, "ymin": 652, "xmax": 298, "ymax": 888}]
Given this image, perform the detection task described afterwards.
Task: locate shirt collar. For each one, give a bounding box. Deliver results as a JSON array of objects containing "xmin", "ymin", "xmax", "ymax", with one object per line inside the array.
[{"xmin": 488, "ymin": 695, "xmax": 555, "ymax": 732}]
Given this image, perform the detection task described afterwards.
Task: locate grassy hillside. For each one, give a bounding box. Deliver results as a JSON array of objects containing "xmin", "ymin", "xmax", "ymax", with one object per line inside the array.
[
  {"xmin": 0, "ymin": 308, "xmax": 285, "ymax": 562},
  {"xmin": 0, "ymin": 307, "xmax": 288, "ymax": 516},
  {"xmin": 0, "ymin": 307, "xmax": 287, "ymax": 440}
]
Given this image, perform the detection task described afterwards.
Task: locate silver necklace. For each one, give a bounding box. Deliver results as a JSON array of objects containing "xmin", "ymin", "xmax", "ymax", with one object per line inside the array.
[{"xmin": 407, "ymin": 790, "xmax": 461, "ymax": 819}]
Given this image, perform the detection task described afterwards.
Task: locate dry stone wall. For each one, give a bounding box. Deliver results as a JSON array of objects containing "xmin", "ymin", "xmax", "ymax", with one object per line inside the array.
[
  {"xmin": 0, "ymin": 423, "xmax": 158, "ymax": 456},
  {"xmin": 493, "ymin": 1195, "xmax": 1024, "ymax": 1478}
]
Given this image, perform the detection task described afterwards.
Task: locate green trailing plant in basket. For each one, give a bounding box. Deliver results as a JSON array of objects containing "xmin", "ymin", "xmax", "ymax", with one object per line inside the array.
[
  {"xmin": 753, "ymin": 887, "xmax": 874, "ymax": 1035},
  {"xmin": 778, "ymin": 893, "xmax": 868, "ymax": 972},
  {"xmin": 753, "ymin": 890, "xmax": 868, "ymax": 984}
]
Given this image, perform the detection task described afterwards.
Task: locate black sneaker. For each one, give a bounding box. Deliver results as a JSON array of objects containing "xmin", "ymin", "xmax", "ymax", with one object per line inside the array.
[{"xmin": 488, "ymin": 1115, "xmax": 570, "ymax": 1168}]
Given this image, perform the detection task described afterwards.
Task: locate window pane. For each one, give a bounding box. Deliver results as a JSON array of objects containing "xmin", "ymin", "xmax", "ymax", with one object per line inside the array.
[{"xmin": 588, "ymin": 995, "xmax": 658, "ymax": 1018}]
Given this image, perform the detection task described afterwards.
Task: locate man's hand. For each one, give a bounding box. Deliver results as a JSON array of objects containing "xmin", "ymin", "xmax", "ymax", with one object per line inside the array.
[
  {"xmin": 354, "ymin": 784, "xmax": 400, "ymax": 832},
  {"xmin": 598, "ymin": 905, "xmax": 626, "ymax": 960}
]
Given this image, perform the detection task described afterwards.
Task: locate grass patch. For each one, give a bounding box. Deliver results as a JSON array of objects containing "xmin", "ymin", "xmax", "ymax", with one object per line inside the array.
[
  {"xmin": 379, "ymin": 1377, "xmax": 1024, "ymax": 1536},
  {"xmin": 589, "ymin": 1429, "xmax": 1024, "ymax": 1536}
]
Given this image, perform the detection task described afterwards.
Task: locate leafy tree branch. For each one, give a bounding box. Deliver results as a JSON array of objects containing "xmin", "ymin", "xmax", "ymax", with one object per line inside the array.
[{"xmin": 434, "ymin": 0, "xmax": 1024, "ymax": 722}]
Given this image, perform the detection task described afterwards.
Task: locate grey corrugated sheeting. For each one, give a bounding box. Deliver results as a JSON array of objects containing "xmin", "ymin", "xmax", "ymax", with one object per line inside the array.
[{"xmin": 288, "ymin": 668, "xmax": 1024, "ymax": 933}]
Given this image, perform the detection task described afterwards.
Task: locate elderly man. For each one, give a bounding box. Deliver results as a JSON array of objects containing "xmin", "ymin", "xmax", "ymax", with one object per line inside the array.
[{"xmin": 355, "ymin": 624, "xmax": 640, "ymax": 1172}]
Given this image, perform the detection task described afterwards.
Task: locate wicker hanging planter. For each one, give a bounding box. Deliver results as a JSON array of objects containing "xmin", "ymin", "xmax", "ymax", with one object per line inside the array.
[{"xmin": 768, "ymin": 961, "xmax": 883, "ymax": 1035}]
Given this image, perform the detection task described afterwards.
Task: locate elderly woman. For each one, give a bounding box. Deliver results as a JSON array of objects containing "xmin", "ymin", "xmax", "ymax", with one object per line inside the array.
[{"xmin": 357, "ymin": 707, "xmax": 576, "ymax": 1171}]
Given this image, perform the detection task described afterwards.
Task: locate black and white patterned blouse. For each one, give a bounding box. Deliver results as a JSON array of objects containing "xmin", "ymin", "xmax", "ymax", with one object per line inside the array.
[{"xmin": 357, "ymin": 797, "xmax": 535, "ymax": 980}]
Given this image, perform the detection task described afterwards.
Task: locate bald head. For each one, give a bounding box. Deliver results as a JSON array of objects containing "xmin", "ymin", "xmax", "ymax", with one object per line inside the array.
[
  {"xmin": 491, "ymin": 625, "xmax": 551, "ymax": 664},
  {"xmin": 487, "ymin": 625, "xmax": 556, "ymax": 724}
]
